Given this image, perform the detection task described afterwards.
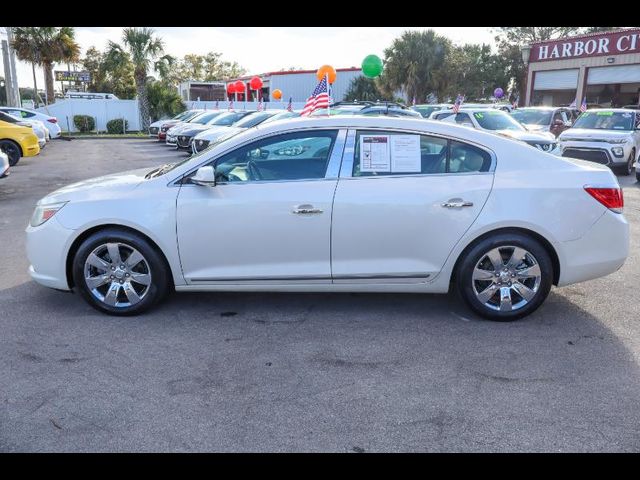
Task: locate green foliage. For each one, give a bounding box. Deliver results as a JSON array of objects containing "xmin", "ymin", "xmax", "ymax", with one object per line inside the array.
[
  {"xmin": 73, "ymin": 115, "xmax": 95, "ymax": 132},
  {"xmin": 158, "ymin": 52, "xmax": 246, "ymax": 87},
  {"xmin": 82, "ymin": 45, "xmax": 137, "ymax": 99},
  {"xmin": 344, "ymin": 76, "xmax": 393, "ymax": 102},
  {"xmin": 106, "ymin": 118, "xmax": 129, "ymax": 134},
  {"xmin": 146, "ymin": 80, "xmax": 186, "ymax": 122}
]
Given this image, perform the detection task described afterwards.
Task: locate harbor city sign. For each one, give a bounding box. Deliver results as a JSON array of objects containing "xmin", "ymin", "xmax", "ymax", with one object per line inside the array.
[{"xmin": 530, "ymin": 29, "xmax": 640, "ymax": 62}]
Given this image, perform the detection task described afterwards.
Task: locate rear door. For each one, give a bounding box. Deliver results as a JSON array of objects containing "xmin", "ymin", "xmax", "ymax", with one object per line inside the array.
[{"xmin": 331, "ymin": 128, "xmax": 494, "ymax": 283}]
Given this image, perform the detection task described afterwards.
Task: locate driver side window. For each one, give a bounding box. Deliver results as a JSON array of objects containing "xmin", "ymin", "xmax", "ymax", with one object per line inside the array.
[{"xmin": 212, "ymin": 130, "xmax": 338, "ymax": 183}]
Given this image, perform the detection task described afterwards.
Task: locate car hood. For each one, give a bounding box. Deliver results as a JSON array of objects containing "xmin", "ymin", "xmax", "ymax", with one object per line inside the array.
[
  {"xmin": 559, "ymin": 128, "xmax": 633, "ymax": 141},
  {"xmin": 150, "ymin": 118, "xmax": 172, "ymax": 128},
  {"xmin": 178, "ymin": 124, "xmax": 214, "ymax": 136},
  {"xmin": 38, "ymin": 167, "xmax": 151, "ymax": 204},
  {"xmin": 194, "ymin": 126, "xmax": 243, "ymax": 141},
  {"xmin": 524, "ymin": 124, "xmax": 549, "ymax": 132},
  {"xmin": 494, "ymin": 129, "xmax": 556, "ymax": 143}
]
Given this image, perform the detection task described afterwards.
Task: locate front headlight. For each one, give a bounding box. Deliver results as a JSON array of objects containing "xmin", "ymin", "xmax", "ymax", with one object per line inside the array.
[
  {"xmin": 608, "ymin": 138, "xmax": 628, "ymax": 144},
  {"xmin": 30, "ymin": 201, "xmax": 67, "ymax": 227},
  {"xmin": 612, "ymin": 147, "xmax": 625, "ymax": 157}
]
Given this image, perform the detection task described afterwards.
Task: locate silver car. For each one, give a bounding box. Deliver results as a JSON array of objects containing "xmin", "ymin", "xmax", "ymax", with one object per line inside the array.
[
  {"xmin": 0, "ymin": 151, "xmax": 9, "ymax": 179},
  {"xmin": 559, "ymin": 109, "xmax": 640, "ymax": 176}
]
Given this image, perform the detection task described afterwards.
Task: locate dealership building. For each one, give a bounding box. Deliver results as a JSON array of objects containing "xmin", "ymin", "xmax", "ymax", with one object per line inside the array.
[{"xmin": 523, "ymin": 28, "xmax": 640, "ymax": 107}]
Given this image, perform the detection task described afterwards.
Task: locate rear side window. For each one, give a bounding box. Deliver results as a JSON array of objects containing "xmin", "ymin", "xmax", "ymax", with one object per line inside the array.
[{"xmin": 352, "ymin": 130, "xmax": 491, "ymax": 177}]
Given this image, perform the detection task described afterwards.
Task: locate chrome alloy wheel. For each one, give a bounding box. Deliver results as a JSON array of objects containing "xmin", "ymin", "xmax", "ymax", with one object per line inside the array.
[
  {"xmin": 471, "ymin": 246, "xmax": 542, "ymax": 312},
  {"xmin": 83, "ymin": 242, "xmax": 152, "ymax": 308}
]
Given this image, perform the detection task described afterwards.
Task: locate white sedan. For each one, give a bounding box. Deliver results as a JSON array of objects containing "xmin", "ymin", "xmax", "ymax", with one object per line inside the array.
[
  {"xmin": 0, "ymin": 106, "xmax": 62, "ymax": 139},
  {"xmin": 26, "ymin": 116, "xmax": 629, "ymax": 321}
]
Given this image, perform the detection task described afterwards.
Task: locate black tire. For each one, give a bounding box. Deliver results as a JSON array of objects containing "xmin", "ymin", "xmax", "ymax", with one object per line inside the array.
[
  {"xmin": 0, "ymin": 140, "xmax": 22, "ymax": 166},
  {"xmin": 72, "ymin": 228, "xmax": 171, "ymax": 316},
  {"xmin": 455, "ymin": 232, "xmax": 554, "ymax": 321},
  {"xmin": 636, "ymin": 171, "xmax": 640, "ymax": 183},
  {"xmin": 617, "ymin": 149, "xmax": 635, "ymax": 176}
]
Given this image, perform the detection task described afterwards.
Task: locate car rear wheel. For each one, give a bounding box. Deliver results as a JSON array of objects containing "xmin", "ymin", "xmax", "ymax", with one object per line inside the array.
[
  {"xmin": 456, "ymin": 233, "xmax": 553, "ymax": 321},
  {"xmin": 72, "ymin": 229, "xmax": 171, "ymax": 315},
  {"xmin": 0, "ymin": 140, "xmax": 22, "ymax": 166}
]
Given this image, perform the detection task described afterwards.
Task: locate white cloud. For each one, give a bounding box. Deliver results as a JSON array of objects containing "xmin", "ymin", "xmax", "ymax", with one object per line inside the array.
[{"xmin": 2, "ymin": 27, "xmax": 496, "ymax": 90}]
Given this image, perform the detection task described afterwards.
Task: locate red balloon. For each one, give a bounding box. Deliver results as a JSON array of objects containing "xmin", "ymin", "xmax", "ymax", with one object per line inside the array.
[
  {"xmin": 250, "ymin": 76, "xmax": 263, "ymax": 90},
  {"xmin": 226, "ymin": 83, "xmax": 236, "ymax": 94},
  {"xmin": 234, "ymin": 80, "xmax": 246, "ymax": 92}
]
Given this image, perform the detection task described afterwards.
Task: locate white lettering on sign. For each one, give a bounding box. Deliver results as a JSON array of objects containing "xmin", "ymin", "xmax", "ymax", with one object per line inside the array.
[
  {"xmin": 631, "ymin": 34, "xmax": 638, "ymax": 50},
  {"xmin": 562, "ymin": 43, "xmax": 572, "ymax": 57},
  {"xmin": 585, "ymin": 39, "xmax": 597, "ymax": 55},
  {"xmin": 550, "ymin": 45, "xmax": 560, "ymax": 58},
  {"xmin": 574, "ymin": 41, "xmax": 584, "ymax": 56},
  {"xmin": 598, "ymin": 38, "xmax": 610, "ymax": 53},
  {"xmin": 538, "ymin": 45, "xmax": 549, "ymax": 60}
]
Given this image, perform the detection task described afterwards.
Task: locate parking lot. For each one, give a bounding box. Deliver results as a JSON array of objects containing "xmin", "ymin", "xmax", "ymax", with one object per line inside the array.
[{"xmin": 1, "ymin": 138, "xmax": 639, "ymax": 452}]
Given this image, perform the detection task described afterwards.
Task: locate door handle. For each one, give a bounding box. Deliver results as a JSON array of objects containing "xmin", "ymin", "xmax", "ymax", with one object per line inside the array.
[
  {"xmin": 292, "ymin": 204, "xmax": 323, "ymax": 215},
  {"xmin": 441, "ymin": 201, "xmax": 474, "ymax": 208}
]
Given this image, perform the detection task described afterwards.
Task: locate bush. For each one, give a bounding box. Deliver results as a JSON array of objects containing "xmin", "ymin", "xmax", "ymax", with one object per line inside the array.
[
  {"xmin": 106, "ymin": 118, "xmax": 129, "ymax": 134},
  {"xmin": 73, "ymin": 115, "xmax": 95, "ymax": 132}
]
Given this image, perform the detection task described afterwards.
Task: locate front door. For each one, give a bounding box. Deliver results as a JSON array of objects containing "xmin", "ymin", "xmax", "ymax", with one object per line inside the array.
[
  {"xmin": 331, "ymin": 129, "xmax": 494, "ymax": 283},
  {"xmin": 176, "ymin": 129, "xmax": 344, "ymax": 284}
]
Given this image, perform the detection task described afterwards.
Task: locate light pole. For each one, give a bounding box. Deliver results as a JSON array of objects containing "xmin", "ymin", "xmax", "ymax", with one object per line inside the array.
[{"xmin": 521, "ymin": 45, "xmax": 531, "ymax": 106}]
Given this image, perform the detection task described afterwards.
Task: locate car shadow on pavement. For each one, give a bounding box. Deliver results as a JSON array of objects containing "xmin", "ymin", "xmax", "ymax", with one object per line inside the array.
[{"xmin": 1, "ymin": 282, "xmax": 640, "ymax": 452}]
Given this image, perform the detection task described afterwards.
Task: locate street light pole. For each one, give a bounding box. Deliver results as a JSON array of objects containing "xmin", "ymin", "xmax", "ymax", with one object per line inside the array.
[{"xmin": 5, "ymin": 27, "xmax": 21, "ymax": 107}]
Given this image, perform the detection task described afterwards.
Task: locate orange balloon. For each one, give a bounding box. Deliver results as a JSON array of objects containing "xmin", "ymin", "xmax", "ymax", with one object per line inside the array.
[
  {"xmin": 272, "ymin": 89, "xmax": 282, "ymax": 100},
  {"xmin": 316, "ymin": 65, "xmax": 337, "ymax": 84}
]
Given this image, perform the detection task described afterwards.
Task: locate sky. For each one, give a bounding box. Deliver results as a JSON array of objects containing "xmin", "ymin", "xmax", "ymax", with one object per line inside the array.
[{"xmin": 1, "ymin": 27, "xmax": 497, "ymax": 90}]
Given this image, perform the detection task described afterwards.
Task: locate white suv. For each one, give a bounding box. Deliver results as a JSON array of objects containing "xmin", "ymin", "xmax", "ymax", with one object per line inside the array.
[{"xmin": 558, "ymin": 109, "xmax": 640, "ymax": 177}]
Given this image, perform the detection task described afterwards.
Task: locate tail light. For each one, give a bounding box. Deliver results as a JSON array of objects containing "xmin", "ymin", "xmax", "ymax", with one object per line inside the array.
[
  {"xmin": 584, "ymin": 186, "xmax": 624, "ymax": 213},
  {"xmin": 47, "ymin": 118, "xmax": 58, "ymax": 124}
]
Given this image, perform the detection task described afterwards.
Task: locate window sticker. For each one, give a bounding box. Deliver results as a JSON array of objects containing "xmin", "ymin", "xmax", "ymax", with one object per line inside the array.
[
  {"xmin": 474, "ymin": 112, "xmax": 484, "ymax": 119},
  {"xmin": 360, "ymin": 135, "xmax": 391, "ymax": 172},
  {"xmin": 622, "ymin": 113, "xmax": 632, "ymax": 118},
  {"xmin": 390, "ymin": 135, "xmax": 421, "ymax": 173},
  {"xmin": 596, "ymin": 111, "xmax": 614, "ymax": 116}
]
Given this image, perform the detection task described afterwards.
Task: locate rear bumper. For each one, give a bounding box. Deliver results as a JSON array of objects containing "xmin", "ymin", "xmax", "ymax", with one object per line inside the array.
[{"xmin": 557, "ymin": 209, "xmax": 629, "ymax": 287}]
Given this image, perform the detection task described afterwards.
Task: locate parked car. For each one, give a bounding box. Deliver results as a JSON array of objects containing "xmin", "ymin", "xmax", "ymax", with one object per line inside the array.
[
  {"xmin": 149, "ymin": 110, "xmax": 200, "ymax": 138},
  {"xmin": 0, "ymin": 151, "xmax": 9, "ymax": 179},
  {"xmin": 0, "ymin": 111, "xmax": 46, "ymax": 149},
  {"xmin": 167, "ymin": 111, "xmax": 254, "ymax": 148},
  {"xmin": 458, "ymin": 103, "xmax": 513, "ymax": 112},
  {"xmin": 0, "ymin": 106, "xmax": 61, "ymax": 139},
  {"xmin": 191, "ymin": 110, "xmax": 300, "ymax": 154},
  {"xmin": 412, "ymin": 104, "xmax": 452, "ymax": 118},
  {"xmin": 158, "ymin": 110, "xmax": 205, "ymax": 140},
  {"xmin": 26, "ymin": 116, "xmax": 628, "ymax": 321},
  {"xmin": 511, "ymin": 107, "xmax": 576, "ymax": 138},
  {"xmin": 312, "ymin": 101, "xmax": 423, "ymax": 118},
  {"xmin": 164, "ymin": 111, "xmax": 227, "ymax": 146},
  {"xmin": 0, "ymin": 118, "xmax": 40, "ymax": 166},
  {"xmin": 430, "ymin": 108, "xmax": 558, "ymax": 153},
  {"xmin": 559, "ymin": 108, "xmax": 640, "ymax": 176}
]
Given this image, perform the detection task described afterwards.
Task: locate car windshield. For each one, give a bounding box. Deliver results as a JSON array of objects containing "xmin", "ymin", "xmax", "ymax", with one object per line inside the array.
[
  {"xmin": 145, "ymin": 129, "xmax": 242, "ymax": 179},
  {"xmin": 208, "ymin": 112, "xmax": 253, "ymax": 126},
  {"xmin": 193, "ymin": 112, "xmax": 223, "ymax": 124},
  {"xmin": 174, "ymin": 111, "xmax": 192, "ymax": 120},
  {"xmin": 511, "ymin": 109, "xmax": 553, "ymax": 126},
  {"xmin": 260, "ymin": 111, "xmax": 299, "ymax": 124},
  {"xmin": 0, "ymin": 111, "xmax": 20, "ymax": 124},
  {"xmin": 413, "ymin": 106, "xmax": 440, "ymax": 118},
  {"xmin": 572, "ymin": 111, "xmax": 635, "ymax": 130},
  {"xmin": 233, "ymin": 111, "xmax": 277, "ymax": 128},
  {"xmin": 472, "ymin": 110, "xmax": 525, "ymax": 131}
]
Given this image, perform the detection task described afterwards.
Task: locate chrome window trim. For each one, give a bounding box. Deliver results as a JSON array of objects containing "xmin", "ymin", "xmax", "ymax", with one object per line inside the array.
[
  {"xmin": 339, "ymin": 127, "xmax": 497, "ymax": 179},
  {"xmin": 168, "ymin": 127, "xmax": 348, "ymax": 187}
]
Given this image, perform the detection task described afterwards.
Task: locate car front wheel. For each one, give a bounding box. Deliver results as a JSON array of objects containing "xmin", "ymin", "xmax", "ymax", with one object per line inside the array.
[
  {"xmin": 0, "ymin": 140, "xmax": 22, "ymax": 166},
  {"xmin": 72, "ymin": 229, "xmax": 171, "ymax": 315},
  {"xmin": 456, "ymin": 233, "xmax": 553, "ymax": 321}
]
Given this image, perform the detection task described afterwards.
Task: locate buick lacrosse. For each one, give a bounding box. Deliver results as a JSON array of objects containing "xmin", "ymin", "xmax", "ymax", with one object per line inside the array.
[{"xmin": 26, "ymin": 116, "xmax": 629, "ymax": 321}]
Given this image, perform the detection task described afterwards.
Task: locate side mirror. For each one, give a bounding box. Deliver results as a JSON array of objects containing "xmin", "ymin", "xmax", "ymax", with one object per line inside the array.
[{"xmin": 191, "ymin": 165, "xmax": 216, "ymax": 187}]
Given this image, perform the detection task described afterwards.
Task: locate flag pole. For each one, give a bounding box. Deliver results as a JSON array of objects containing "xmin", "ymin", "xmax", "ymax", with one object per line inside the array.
[{"xmin": 326, "ymin": 73, "xmax": 330, "ymax": 117}]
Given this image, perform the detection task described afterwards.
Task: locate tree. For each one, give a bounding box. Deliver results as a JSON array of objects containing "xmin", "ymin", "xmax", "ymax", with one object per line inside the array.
[
  {"xmin": 11, "ymin": 27, "xmax": 80, "ymax": 104},
  {"xmin": 146, "ymin": 79, "xmax": 185, "ymax": 122},
  {"xmin": 164, "ymin": 52, "xmax": 246, "ymax": 86},
  {"xmin": 344, "ymin": 76, "xmax": 393, "ymax": 102},
  {"xmin": 378, "ymin": 30, "xmax": 452, "ymax": 103},
  {"xmin": 111, "ymin": 27, "xmax": 164, "ymax": 131},
  {"xmin": 493, "ymin": 27, "xmax": 584, "ymax": 48}
]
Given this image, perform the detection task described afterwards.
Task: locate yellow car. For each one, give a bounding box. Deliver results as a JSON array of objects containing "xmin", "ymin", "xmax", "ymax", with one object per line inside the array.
[{"xmin": 0, "ymin": 119, "xmax": 40, "ymax": 166}]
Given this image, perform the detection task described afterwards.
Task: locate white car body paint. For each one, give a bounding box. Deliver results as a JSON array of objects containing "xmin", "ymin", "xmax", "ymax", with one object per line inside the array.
[
  {"xmin": 26, "ymin": 116, "xmax": 628, "ymax": 298},
  {"xmin": 0, "ymin": 107, "xmax": 62, "ymax": 138}
]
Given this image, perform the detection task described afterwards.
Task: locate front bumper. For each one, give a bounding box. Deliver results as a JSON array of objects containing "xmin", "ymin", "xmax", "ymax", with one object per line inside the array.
[
  {"xmin": 166, "ymin": 135, "xmax": 178, "ymax": 146},
  {"xmin": 560, "ymin": 140, "xmax": 632, "ymax": 167},
  {"xmin": 26, "ymin": 217, "xmax": 76, "ymax": 291},
  {"xmin": 176, "ymin": 135, "xmax": 193, "ymax": 149}
]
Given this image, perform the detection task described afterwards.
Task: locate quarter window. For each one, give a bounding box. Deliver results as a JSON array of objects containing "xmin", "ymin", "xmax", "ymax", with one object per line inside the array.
[
  {"xmin": 352, "ymin": 130, "xmax": 491, "ymax": 176},
  {"xmin": 208, "ymin": 130, "xmax": 338, "ymax": 183}
]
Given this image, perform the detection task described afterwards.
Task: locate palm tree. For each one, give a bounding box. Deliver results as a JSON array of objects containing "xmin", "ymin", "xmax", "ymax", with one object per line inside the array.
[
  {"xmin": 113, "ymin": 28, "xmax": 164, "ymax": 131},
  {"xmin": 11, "ymin": 27, "xmax": 80, "ymax": 104}
]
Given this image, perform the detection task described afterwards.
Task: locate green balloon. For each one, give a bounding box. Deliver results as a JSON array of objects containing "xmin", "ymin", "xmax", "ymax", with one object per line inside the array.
[{"xmin": 362, "ymin": 54, "xmax": 383, "ymax": 78}]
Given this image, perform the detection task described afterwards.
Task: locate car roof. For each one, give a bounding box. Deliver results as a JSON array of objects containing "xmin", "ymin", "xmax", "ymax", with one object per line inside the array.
[
  {"xmin": 583, "ymin": 108, "xmax": 640, "ymax": 113},
  {"xmin": 513, "ymin": 106, "xmax": 561, "ymax": 111}
]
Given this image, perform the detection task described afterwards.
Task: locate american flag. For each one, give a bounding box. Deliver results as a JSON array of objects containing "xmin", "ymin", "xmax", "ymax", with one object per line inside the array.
[
  {"xmin": 300, "ymin": 76, "xmax": 330, "ymax": 117},
  {"xmin": 452, "ymin": 94, "xmax": 464, "ymax": 113},
  {"xmin": 286, "ymin": 97, "xmax": 293, "ymax": 112},
  {"xmin": 580, "ymin": 97, "xmax": 587, "ymax": 112},
  {"xmin": 215, "ymin": 100, "xmax": 219, "ymax": 110},
  {"xmin": 257, "ymin": 97, "xmax": 263, "ymax": 111},
  {"xmin": 569, "ymin": 98, "xmax": 577, "ymax": 108},
  {"xmin": 228, "ymin": 99, "xmax": 234, "ymax": 111}
]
